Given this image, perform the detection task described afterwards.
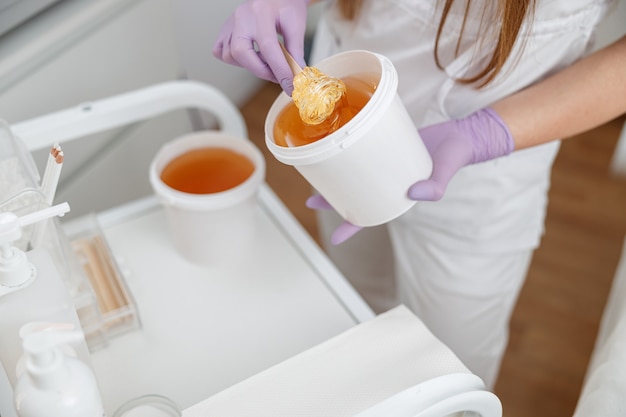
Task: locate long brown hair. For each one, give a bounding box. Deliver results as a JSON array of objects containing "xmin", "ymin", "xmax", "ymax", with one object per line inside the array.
[{"xmin": 336, "ymin": 0, "xmax": 536, "ymax": 87}]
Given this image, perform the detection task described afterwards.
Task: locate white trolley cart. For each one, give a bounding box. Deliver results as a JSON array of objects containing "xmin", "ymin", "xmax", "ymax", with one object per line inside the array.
[{"xmin": 9, "ymin": 80, "xmax": 502, "ymax": 417}]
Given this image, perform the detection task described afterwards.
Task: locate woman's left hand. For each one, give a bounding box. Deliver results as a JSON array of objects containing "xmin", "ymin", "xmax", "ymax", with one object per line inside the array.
[{"xmin": 308, "ymin": 107, "xmax": 516, "ymax": 244}]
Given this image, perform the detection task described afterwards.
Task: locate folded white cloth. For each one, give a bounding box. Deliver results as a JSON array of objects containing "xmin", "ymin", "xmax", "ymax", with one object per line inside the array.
[
  {"xmin": 573, "ymin": 238, "xmax": 626, "ymax": 417},
  {"xmin": 183, "ymin": 305, "xmax": 475, "ymax": 417}
]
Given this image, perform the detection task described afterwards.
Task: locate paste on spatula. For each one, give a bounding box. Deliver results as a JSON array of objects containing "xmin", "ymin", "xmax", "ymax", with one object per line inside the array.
[{"xmin": 291, "ymin": 66, "xmax": 346, "ymax": 125}]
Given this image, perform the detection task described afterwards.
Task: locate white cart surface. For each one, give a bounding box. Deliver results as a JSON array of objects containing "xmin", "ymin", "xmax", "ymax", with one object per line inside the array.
[
  {"xmin": 67, "ymin": 189, "xmax": 373, "ymax": 415},
  {"xmin": 13, "ymin": 81, "xmax": 374, "ymax": 416}
]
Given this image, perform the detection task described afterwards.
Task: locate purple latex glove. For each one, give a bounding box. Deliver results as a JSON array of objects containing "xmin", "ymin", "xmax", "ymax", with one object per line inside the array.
[
  {"xmin": 212, "ymin": 0, "xmax": 309, "ymax": 96},
  {"xmin": 307, "ymin": 107, "xmax": 516, "ymax": 245}
]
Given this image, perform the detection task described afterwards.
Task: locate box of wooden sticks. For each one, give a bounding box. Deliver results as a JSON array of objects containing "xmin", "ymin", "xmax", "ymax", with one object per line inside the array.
[{"xmin": 65, "ymin": 215, "xmax": 141, "ymax": 351}]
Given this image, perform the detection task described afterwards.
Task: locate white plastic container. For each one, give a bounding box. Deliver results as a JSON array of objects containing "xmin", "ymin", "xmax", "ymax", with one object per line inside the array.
[
  {"xmin": 13, "ymin": 326, "xmax": 105, "ymax": 417},
  {"xmin": 265, "ymin": 50, "xmax": 433, "ymax": 227},
  {"xmin": 150, "ymin": 131, "xmax": 265, "ymax": 266},
  {"xmin": 113, "ymin": 394, "xmax": 181, "ymax": 417}
]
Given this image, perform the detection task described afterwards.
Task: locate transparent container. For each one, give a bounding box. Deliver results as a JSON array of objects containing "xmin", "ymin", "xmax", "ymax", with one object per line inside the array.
[
  {"xmin": 0, "ymin": 120, "xmax": 139, "ymax": 352},
  {"xmin": 113, "ymin": 395, "xmax": 182, "ymax": 417},
  {"xmin": 64, "ymin": 214, "xmax": 140, "ymax": 351},
  {"xmin": 0, "ymin": 119, "xmax": 45, "ymax": 244}
]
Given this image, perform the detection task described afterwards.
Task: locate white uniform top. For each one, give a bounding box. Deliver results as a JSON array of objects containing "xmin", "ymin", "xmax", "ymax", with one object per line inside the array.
[{"xmin": 310, "ymin": 0, "xmax": 614, "ymax": 254}]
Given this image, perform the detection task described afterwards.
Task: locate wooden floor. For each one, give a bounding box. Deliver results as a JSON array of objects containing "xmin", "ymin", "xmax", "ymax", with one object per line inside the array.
[{"xmin": 240, "ymin": 82, "xmax": 626, "ymax": 417}]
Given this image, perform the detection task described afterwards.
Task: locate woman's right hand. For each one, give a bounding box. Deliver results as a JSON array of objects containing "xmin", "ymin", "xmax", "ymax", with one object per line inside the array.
[{"xmin": 212, "ymin": 0, "xmax": 310, "ymax": 96}]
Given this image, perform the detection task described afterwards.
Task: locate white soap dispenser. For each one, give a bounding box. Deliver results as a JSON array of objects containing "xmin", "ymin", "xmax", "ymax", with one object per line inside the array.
[
  {"xmin": 13, "ymin": 324, "xmax": 106, "ymax": 417},
  {"xmin": 0, "ymin": 202, "xmax": 70, "ymax": 296}
]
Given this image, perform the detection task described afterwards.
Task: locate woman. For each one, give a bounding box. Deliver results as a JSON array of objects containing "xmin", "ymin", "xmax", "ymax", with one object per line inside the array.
[{"xmin": 214, "ymin": 0, "xmax": 625, "ymax": 388}]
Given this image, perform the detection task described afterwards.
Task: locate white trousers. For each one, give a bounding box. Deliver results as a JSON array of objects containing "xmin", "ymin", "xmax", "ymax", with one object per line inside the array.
[
  {"xmin": 390, "ymin": 220, "xmax": 533, "ymax": 389},
  {"xmin": 318, "ymin": 209, "xmax": 533, "ymax": 389}
]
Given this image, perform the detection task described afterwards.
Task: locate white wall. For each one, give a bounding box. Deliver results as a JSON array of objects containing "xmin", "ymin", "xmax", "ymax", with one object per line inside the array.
[
  {"xmin": 0, "ymin": 0, "xmax": 192, "ymax": 219},
  {"xmin": 171, "ymin": 0, "xmax": 264, "ymax": 107},
  {"xmin": 171, "ymin": 0, "xmax": 326, "ymax": 105}
]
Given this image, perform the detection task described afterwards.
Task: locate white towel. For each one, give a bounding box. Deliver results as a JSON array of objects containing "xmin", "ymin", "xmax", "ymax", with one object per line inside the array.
[{"xmin": 183, "ymin": 305, "xmax": 471, "ymax": 417}]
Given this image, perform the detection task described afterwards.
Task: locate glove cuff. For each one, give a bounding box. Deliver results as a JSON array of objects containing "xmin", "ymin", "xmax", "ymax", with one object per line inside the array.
[{"xmin": 463, "ymin": 107, "xmax": 515, "ymax": 164}]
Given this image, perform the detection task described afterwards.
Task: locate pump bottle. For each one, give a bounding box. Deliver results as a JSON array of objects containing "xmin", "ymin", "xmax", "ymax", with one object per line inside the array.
[
  {"xmin": 0, "ymin": 204, "xmax": 92, "ymax": 397},
  {"xmin": 13, "ymin": 324, "xmax": 106, "ymax": 417}
]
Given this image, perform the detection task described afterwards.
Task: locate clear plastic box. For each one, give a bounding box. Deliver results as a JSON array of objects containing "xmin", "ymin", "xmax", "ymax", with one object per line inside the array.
[
  {"xmin": 0, "ymin": 120, "xmax": 140, "ymax": 352},
  {"xmin": 65, "ymin": 214, "xmax": 140, "ymax": 351}
]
